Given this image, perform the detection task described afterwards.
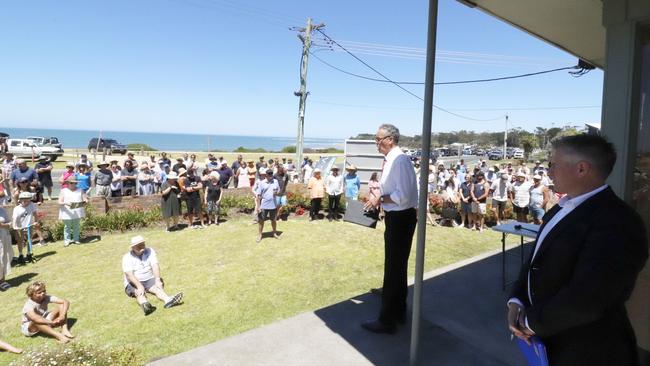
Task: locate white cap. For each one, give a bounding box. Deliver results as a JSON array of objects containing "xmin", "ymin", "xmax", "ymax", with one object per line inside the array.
[
  {"xmin": 517, "ymin": 172, "xmax": 526, "ymax": 178},
  {"xmin": 130, "ymin": 235, "xmax": 145, "ymax": 247},
  {"xmin": 258, "ymin": 167, "xmax": 267, "ymax": 174},
  {"xmin": 533, "ymin": 174, "xmax": 542, "ymax": 180},
  {"xmin": 313, "ymin": 168, "xmax": 321, "ymax": 174},
  {"xmin": 18, "ymin": 192, "xmax": 33, "ymax": 200},
  {"xmin": 209, "ymin": 171, "xmax": 221, "ymax": 179}
]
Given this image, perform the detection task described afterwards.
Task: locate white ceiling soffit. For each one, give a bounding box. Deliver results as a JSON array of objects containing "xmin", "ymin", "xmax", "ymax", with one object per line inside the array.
[{"xmin": 462, "ymin": 0, "xmax": 605, "ymax": 68}]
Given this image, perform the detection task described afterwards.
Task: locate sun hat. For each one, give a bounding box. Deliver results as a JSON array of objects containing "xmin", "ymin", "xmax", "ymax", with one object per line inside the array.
[
  {"xmin": 535, "ymin": 160, "xmax": 541, "ymax": 164},
  {"xmin": 533, "ymin": 174, "xmax": 542, "ymax": 180},
  {"xmin": 258, "ymin": 167, "xmax": 267, "ymax": 175},
  {"xmin": 97, "ymin": 161, "xmax": 109, "ymax": 167},
  {"xmin": 177, "ymin": 168, "xmax": 187, "ymax": 176},
  {"xmin": 517, "ymin": 172, "xmax": 527, "ymax": 178},
  {"xmin": 313, "ymin": 168, "xmax": 321, "ymax": 174},
  {"xmin": 130, "ymin": 235, "xmax": 145, "ymax": 248},
  {"xmin": 331, "ymin": 166, "xmax": 339, "ymax": 170},
  {"xmin": 209, "ymin": 171, "xmax": 221, "ymax": 179},
  {"xmin": 38, "ymin": 155, "xmax": 49, "ymax": 161},
  {"xmin": 247, "ymin": 159, "xmax": 254, "ymax": 163},
  {"xmin": 167, "ymin": 172, "xmax": 178, "ymax": 179},
  {"xmin": 346, "ymin": 165, "xmax": 357, "ymax": 171},
  {"xmin": 221, "ymin": 160, "xmax": 228, "ymax": 165},
  {"xmin": 18, "ymin": 192, "xmax": 33, "ymax": 200}
]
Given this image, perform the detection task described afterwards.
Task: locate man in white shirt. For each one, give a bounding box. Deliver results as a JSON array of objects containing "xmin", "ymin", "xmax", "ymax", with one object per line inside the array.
[
  {"xmin": 325, "ymin": 166, "xmax": 344, "ymax": 221},
  {"xmin": 122, "ymin": 235, "xmax": 183, "ymax": 315},
  {"xmin": 490, "ymin": 173, "xmax": 510, "ymax": 226},
  {"xmin": 362, "ymin": 123, "xmax": 418, "ymax": 334},
  {"xmin": 507, "ymin": 134, "xmax": 648, "ymax": 365}
]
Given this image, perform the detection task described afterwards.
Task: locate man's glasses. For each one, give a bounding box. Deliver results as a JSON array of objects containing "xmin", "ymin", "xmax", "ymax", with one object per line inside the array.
[{"xmin": 374, "ymin": 135, "xmax": 390, "ymax": 143}]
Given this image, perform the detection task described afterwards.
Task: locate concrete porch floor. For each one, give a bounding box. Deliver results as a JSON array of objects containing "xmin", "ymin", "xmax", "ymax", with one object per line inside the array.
[{"xmin": 149, "ymin": 243, "xmax": 532, "ymax": 366}]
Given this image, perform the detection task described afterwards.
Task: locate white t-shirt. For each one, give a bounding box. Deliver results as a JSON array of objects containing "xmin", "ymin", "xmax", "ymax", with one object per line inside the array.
[
  {"xmin": 122, "ymin": 247, "xmax": 159, "ymax": 287},
  {"xmin": 511, "ymin": 181, "xmax": 532, "ymax": 207},
  {"xmin": 58, "ymin": 188, "xmax": 85, "ymax": 220},
  {"xmin": 490, "ymin": 180, "xmax": 511, "ymax": 202},
  {"xmin": 12, "ymin": 202, "xmax": 36, "ymax": 229},
  {"xmin": 22, "ymin": 295, "xmax": 59, "ymax": 324}
]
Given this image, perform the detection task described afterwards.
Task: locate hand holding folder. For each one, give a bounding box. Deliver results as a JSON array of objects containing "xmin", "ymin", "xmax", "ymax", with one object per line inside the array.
[{"xmin": 516, "ymin": 336, "xmax": 548, "ymax": 366}]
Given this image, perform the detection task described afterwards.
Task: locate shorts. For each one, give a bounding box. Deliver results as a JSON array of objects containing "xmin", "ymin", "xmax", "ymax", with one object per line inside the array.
[
  {"xmin": 529, "ymin": 206, "xmax": 545, "ymax": 220},
  {"xmin": 461, "ymin": 201, "xmax": 472, "ymax": 214},
  {"xmin": 125, "ymin": 278, "xmax": 163, "ymax": 298},
  {"xmin": 207, "ymin": 201, "xmax": 220, "ymax": 215},
  {"xmin": 493, "ymin": 200, "xmax": 507, "ymax": 211},
  {"xmin": 186, "ymin": 195, "xmax": 201, "ymax": 215},
  {"xmin": 275, "ymin": 195, "xmax": 287, "ymax": 206},
  {"xmin": 258, "ymin": 209, "xmax": 277, "ymax": 221},
  {"xmin": 22, "ymin": 312, "xmax": 54, "ymax": 337},
  {"xmin": 471, "ymin": 202, "xmax": 486, "ymax": 215},
  {"xmin": 513, "ymin": 205, "xmax": 529, "ymax": 215}
]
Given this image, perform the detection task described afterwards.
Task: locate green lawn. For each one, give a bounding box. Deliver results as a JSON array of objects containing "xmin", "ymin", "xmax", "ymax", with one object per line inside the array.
[{"xmin": 0, "ymin": 217, "xmax": 514, "ymax": 364}]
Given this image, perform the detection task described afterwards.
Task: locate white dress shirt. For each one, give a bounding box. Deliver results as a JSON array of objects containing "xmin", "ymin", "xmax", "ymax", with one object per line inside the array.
[
  {"xmin": 509, "ymin": 184, "xmax": 609, "ymax": 330},
  {"xmin": 325, "ymin": 174, "xmax": 344, "ymax": 196},
  {"xmin": 380, "ymin": 146, "xmax": 418, "ymax": 212}
]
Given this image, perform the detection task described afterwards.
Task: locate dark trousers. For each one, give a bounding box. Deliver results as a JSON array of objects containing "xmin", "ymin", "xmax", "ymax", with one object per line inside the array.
[
  {"xmin": 379, "ymin": 208, "xmax": 417, "ymax": 325},
  {"xmin": 327, "ymin": 194, "xmax": 341, "ymax": 218},
  {"xmin": 310, "ymin": 198, "xmax": 322, "ymax": 219}
]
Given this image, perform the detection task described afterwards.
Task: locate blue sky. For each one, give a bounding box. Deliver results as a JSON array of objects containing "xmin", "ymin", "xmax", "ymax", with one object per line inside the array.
[{"xmin": 0, "ymin": 0, "xmax": 603, "ymax": 139}]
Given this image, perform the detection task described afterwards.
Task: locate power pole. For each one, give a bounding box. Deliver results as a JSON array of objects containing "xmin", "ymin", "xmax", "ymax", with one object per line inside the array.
[
  {"xmin": 503, "ymin": 114, "xmax": 508, "ymax": 160},
  {"xmin": 293, "ymin": 18, "xmax": 324, "ymax": 178}
]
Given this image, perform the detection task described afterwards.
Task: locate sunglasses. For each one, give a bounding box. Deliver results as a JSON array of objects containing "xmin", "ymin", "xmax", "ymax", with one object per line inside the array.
[{"xmin": 374, "ymin": 135, "xmax": 391, "ymax": 143}]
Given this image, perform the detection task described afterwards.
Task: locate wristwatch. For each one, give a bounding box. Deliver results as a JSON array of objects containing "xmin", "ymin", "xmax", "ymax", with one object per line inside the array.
[{"xmin": 379, "ymin": 195, "xmax": 385, "ymax": 203}]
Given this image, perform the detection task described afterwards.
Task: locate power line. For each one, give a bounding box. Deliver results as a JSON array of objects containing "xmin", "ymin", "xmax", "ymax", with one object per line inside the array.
[
  {"xmin": 309, "ymin": 100, "xmax": 601, "ymax": 111},
  {"xmin": 315, "ymin": 29, "xmax": 504, "ymax": 122},
  {"xmin": 310, "ymin": 51, "xmax": 580, "ymax": 85}
]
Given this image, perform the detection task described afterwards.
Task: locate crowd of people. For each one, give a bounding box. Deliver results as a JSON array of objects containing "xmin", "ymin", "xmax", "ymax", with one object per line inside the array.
[{"xmin": 416, "ymin": 157, "xmax": 554, "ymax": 231}]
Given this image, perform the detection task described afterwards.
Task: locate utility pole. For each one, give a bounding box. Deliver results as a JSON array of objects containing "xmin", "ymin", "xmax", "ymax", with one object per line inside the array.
[
  {"xmin": 293, "ymin": 18, "xmax": 324, "ymax": 178},
  {"xmin": 503, "ymin": 114, "xmax": 508, "ymax": 160}
]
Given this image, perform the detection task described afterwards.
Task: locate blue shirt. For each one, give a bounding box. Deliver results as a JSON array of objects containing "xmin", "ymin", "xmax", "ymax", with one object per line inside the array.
[
  {"xmin": 10, "ymin": 167, "xmax": 38, "ymax": 184},
  {"xmin": 344, "ymin": 174, "xmax": 360, "ymax": 199},
  {"xmin": 255, "ymin": 178, "xmax": 279, "ymax": 210},
  {"xmin": 75, "ymin": 172, "xmax": 91, "ymax": 192}
]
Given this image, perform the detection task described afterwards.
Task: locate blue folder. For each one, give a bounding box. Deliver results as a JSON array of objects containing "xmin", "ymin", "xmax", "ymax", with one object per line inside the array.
[{"xmin": 516, "ymin": 336, "xmax": 549, "ymax": 366}]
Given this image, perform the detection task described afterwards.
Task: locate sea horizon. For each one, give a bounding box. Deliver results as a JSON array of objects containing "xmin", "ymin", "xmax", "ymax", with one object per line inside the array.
[{"xmin": 2, "ymin": 127, "xmax": 345, "ymax": 152}]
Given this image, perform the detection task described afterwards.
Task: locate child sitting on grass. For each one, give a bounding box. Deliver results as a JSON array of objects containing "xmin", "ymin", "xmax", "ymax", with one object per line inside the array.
[{"xmin": 21, "ymin": 281, "xmax": 74, "ymax": 344}]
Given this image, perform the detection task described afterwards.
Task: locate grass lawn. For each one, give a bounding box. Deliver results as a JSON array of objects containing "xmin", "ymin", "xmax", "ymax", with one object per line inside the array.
[{"xmin": 0, "ymin": 217, "xmax": 516, "ymax": 364}]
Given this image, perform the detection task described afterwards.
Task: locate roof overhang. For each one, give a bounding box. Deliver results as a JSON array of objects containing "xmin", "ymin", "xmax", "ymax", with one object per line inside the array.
[{"xmin": 458, "ymin": 0, "xmax": 605, "ymax": 68}]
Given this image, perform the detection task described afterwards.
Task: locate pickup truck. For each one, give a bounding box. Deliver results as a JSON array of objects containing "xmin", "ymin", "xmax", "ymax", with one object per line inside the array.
[
  {"xmin": 27, "ymin": 136, "xmax": 63, "ymax": 149},
  {"xmin": 7, "ymin": 138, "xmax": 64, "ymax": 161}
]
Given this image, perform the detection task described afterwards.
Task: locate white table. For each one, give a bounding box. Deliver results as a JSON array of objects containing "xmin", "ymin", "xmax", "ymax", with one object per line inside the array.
[{"xmin": 491, "ymin": 221, "xmax": 540, "ymax": 290}]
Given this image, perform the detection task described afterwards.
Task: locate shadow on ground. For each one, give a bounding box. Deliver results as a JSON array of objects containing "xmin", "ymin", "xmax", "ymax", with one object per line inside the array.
[{"xmin": 314, "ymin": 245, "xmax": 533, "ymax": 365}]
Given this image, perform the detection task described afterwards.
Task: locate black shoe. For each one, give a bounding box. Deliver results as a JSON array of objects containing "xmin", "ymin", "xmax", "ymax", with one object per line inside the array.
[
  {"xmin": 370, "ymin": 287, "xmax": 382, "ymax": 295},
  {"xmin": 10, "ymin": 257, "xmax": 18, "ymax": 267},
  {"xmin": 141, "ymin": 302, "xmax": 156, "ymax": 316},
  {"xmin": 25, "ymin": 254, "xmax": 34, "ymax": 263},
  {"xmin": 17, "ymin": 255, "xmax": 25, "ymax": 265},
  {"xmin": 164, "ymin": 292, "xmax": 184, "ymax": 309},
  {"xmin": 361, "ymin": 319, "xmax": 397, "ymax": 334}
]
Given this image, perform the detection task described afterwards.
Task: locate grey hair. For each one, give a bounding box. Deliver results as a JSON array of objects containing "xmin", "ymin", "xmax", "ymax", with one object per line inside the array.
[
  {"xmin": 551, "ymin": 134, "xmax": 616, "ymax": 179},
  {"xmin": 379, "ymin": 123, "xmax": 400, "ymax": 144}
]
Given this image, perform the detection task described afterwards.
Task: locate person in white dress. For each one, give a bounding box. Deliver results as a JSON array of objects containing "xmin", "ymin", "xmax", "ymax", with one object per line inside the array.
[
  {"xmin": 58, "ymin": 177, "xmax": 88, "ymax": 247},
  {"xmin": 237, "ymin": 165, "xmax": 250, "ymax": 188},
  {"xmin": 0, "ymin": 206, "xmax": 14, "ymax": 291}
]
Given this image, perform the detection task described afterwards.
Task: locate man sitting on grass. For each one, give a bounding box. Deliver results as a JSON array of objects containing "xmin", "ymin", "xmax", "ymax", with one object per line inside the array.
[
  {"xmin": 122, "ymin": 235, "xmax": 183, "ymax": 315},
  {"xmin": 21, "ymin": 281, "xmax": 74, "ymax": 344}
]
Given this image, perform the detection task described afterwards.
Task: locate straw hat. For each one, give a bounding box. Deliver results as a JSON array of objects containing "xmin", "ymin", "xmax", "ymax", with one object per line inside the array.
[
  {"xmin": 130, "ymin": 235, "xmax": 145, "ymax": 247},
  {"xmin": 97, "ymin": 161, "xmax": 109, "ymax": 167},
  {"xmin": 177, "ymin": 168, "xmax": 187, "ymax": 176},
  {"xmin": 258, "ymin": 167, "xmax": 267, "ymax": 175},
  {"xmin": 18, "ymin": 192, "xmax": 33, "ymax": 200},
  {"xmin": 167, "ymin": 172, "xmax": 179, "ymax": 180},
  {"xmin": 346, "ymin": 165, "xmax": 357, "ymax": 171},
  {"xmin": 517, "ymin": 172, "xmax": 527, "ymax": 178}
]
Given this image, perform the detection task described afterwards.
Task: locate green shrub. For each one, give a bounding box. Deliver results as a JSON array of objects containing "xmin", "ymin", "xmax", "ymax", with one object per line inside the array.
[
  {"xmin": 127, "ymin": 143, "xmax": 157, "ymax": 151},
  {"xmin": 10, "ymin": 343, "xmax": 143, "ymax": 366},
  {"xmin": 220, "ymin": 194, "xmax": 255, "ymax": 212}
]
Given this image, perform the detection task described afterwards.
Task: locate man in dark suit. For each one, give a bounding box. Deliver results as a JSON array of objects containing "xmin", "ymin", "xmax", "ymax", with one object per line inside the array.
[{"xmin": 507, "ymin": 134, "xmax": 648, "ymax": 365}]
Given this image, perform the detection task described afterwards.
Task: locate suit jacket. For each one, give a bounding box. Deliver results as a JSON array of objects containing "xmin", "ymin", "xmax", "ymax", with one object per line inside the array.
[{"xmin": 511, "ymin": 187, "xmax": 648, "ymax": 366}]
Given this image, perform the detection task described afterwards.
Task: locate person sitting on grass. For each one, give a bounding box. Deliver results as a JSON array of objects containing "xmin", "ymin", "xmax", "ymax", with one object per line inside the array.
[
  {"xmin": 255, "ymin": 169, "xmax": 280, "ymax": 243},
  {"xmin": 122, "ymin": 235, "xmax": 183, "ymax": 316},
  {"xmin": 21, "ymin": 281, "xmax": 74, "ymax": 344},
  {"xmin": 0, "ymin": 338, "xmax": 22, "ymax": 354}
]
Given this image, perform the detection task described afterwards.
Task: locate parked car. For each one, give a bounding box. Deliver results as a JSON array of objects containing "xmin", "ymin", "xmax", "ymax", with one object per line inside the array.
[
  {"xmin": 488, "ymin": 150, "xmax": 503, "ymax": 160},
  {"xmin": 474, "ymin": 148, "xmax": 485, "ymax": 156},
  {"xmin": 27, "ymin": 136, "xmax": 63, "ymax": 149},
  {"xmin": 88, "ymin": 138, "xmax": 127, "ymax": 155},
  {"xmin": 513, "ymin": 149, "xmax": 524, "ymax": 159},
  {"xmin": 7, "ymin": 138, "xmax": 64, "ymax": 161}
]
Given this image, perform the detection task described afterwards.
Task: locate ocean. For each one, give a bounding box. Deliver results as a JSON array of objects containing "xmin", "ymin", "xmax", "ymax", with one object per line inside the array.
[{"xmin": 1, "ymin": 127, "xmax": 343, "ymax": 152}]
